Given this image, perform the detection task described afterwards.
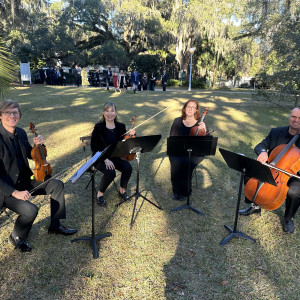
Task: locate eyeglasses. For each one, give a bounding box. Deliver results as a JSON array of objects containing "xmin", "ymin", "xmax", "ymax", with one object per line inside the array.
[
  {"xmin": 1, "ymin": 111, "xmax": 20, "ymax": 117},
  {"xmin": 186, "ymin": 106, "xmax": 197, "ymax": 110},
  {"xmin": 290, "ymin": 116, "xmax": 300, "ymax": 120}
]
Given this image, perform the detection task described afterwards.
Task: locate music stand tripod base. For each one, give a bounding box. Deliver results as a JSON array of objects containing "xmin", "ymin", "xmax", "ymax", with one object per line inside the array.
[
  {"xmin": 171, "ymin": 203, "xmax": 204, "ymax": 215},
  {"xmin": 170, "ymin": 149, "xmax": 204, "ymax": 216},
  {"xmin": 111, "ymin": 135, "xmax": 162, "ymax": 228},
  {"xmin": 68, "ymin": 149, "xmax": 112, "ymax": 259},
  {"xmin": 71, "ymin": 232, "xmax": 112, "ymax": 259},
  {"xmin": 219, "ymin": 148, "xmax": 276, "ymax": 246},
  {"xmin": 220, "ymin": 225, "xmax": 256, "ymax": 245}
]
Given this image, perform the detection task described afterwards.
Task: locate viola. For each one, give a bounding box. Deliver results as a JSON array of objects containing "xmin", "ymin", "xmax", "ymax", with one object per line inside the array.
[
  {"xmin": 29, "ymin": 122, "xmax": 52, "ymax": 182},
  {"xmin": 190, "ymin": 107, "xmax": 209, "ymax": 136},
  {"xmin": 244, "ymin": 133, "xmax": 300, "ymax": 210},
  {"xmin": 123, "ymin": 117, "xmax": 136, "ymax": 161}
]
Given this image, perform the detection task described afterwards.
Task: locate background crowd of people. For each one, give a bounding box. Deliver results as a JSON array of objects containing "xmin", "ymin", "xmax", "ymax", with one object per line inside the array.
[{"xmin": 33, "ymin": 65, "xmax": 167, "ymax": 92}]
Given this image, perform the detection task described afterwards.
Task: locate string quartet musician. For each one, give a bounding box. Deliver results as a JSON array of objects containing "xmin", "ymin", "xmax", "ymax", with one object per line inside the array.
[
  {"xmin": 90, "ymin": 102, "xmax": 135, "ymax": 207},
  {"xmin": 0, "ymin": 100, "xmax": 77, "ymax": 252},
  {"xmin": 239, "ymin": 107, "xmax": 300, "ymax": 233},
  {"xmin": 169, "ymin": 100, "xmax": 207, "ymax": 201}
]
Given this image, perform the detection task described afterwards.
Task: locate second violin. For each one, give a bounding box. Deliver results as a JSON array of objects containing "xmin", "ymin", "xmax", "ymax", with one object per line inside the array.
[
  {"xmin": 190, "ymin": 107, "xmax": 209, "ymax": 136},
  {"xmin": 123, "ymin": 116, "xmax": 136, "ymax": 161}
]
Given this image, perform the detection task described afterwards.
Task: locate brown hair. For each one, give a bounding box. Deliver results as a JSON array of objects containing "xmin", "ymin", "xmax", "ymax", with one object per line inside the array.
[
  {"xmin": 181, "ymin": 100, "xmax": 200, "ymax": 120},
  {"xmin": 0, "ymin": 99, "xmax": 22, "ymax": 119}
]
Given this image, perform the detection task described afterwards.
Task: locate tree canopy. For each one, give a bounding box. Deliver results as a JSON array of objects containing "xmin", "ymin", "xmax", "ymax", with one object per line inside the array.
[{"xmin": 0, "ymin": 0, "xmax": 299, "ymax": 89}]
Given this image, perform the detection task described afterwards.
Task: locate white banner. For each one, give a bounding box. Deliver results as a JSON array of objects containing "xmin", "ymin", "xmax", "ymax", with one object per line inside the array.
[{"xmin": 19, "ymin": 62, "xmax": 31, "ymax": 84}]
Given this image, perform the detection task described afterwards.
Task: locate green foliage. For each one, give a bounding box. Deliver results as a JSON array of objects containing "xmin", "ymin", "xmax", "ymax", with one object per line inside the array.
[
  {"xmin": 130, "ymin": 54, "xmax": 163, "ymax": 74},
  {"xmin": 0, "ymin": 0, "xmax": 298, "ymax": 90},
  {"xmin": 167, "ymin": 79, "xmax": 182, "ymax": 87},
  {"xmin": 182, "ymin": 78, "xmax": 208, "ymax": 89},
  {"xmin": 0, "ymin": 39, "xmax": 18, "ymax": 99},
  {"xmin": 90, "ymin": 40, "xmax": 130, "ymax": 69}
]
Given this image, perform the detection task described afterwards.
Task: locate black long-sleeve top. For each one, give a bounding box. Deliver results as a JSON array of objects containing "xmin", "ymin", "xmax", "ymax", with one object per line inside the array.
[
  {"xmin": 90, "ymin": 120, "xmax": 126, "ymax": 160},
  {"xmin": 254, "ymin": 126, "xmax": 300, "ymax": 155}
]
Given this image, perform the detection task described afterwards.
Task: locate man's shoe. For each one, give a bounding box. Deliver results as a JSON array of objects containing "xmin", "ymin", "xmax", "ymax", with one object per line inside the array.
[
  {"xmin": 239, "ymin": 205, "xmax": 261, "ymax": 216},
  {"xmin": 9, "ymin": 234, "xmax": 32, "ymax": 252},
  {"xmin": 97, "ymin": 196, "xmax": 106, "ymax": 207},
  {"xmin": 172, "ymin": 194, "xmax": 185, "ymax": 201},
  {"xmin": 283, "ymin": 219, "xmax": 294, "ymax": 233},
  {"xmin": 119, "ymin": 191, "xmax": 129, "ymax": 200},
  {"xmin": 48, "ymin": 225, "xmax": 77, "ymax": 236}
]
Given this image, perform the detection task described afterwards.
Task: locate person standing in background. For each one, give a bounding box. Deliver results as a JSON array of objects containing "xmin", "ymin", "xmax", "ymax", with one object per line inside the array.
[{"xmin": 162, "ymin": 70, "xmax": 167, "ymax": 91}]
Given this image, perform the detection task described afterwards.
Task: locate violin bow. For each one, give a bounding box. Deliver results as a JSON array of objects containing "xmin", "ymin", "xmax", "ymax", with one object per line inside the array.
[{"xmin": 121, "ymin": 107, "xmax": 168, "ymax": 137}]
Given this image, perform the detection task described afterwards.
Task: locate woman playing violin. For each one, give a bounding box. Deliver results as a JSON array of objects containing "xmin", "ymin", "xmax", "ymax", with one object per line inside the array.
[
  {"xmin": 0, "ymin": 100, "xmax": 77, "ymax": 252},
  {"xmin": 91, "ymin": 102, "xmax": 135, "ymax": 207},
  {"xmin": 239, "ymin": 107, "xmax": 300, "ymax": 233},
  {"xmin": 169, "ymin": 100, "xmax": 207, "ymax": 201}
]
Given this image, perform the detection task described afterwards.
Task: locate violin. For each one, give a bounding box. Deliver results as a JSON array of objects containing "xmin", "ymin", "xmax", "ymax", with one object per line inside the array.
[
  {"xmin": 29, "ymin": 122, "xmax": 52, "ymax": 182},
  {"xmin": 190, "ymin": 107, "xmax": 209, "ymax": 136},
  {"xmin": 123, "ymin": 117, "xmax": 136, "ymax": 161},
  {"xmin": 244, "ymin": 133, "xmax": 300, "ymax": 210}
]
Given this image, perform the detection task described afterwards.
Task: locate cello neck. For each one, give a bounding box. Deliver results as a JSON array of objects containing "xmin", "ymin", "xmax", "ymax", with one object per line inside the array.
[{"xmin": 271, "ymin": 133, "xmax": 299, "ymax": 165}]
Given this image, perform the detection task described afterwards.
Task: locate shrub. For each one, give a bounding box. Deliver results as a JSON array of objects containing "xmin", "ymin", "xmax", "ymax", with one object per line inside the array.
[
  {"xmin": 167, "ymin": 79, "xmax": 182, "ymax": 86},
  {"xmin": 182, "ymin": 78, "xmax": 207, "ymax": 89}
]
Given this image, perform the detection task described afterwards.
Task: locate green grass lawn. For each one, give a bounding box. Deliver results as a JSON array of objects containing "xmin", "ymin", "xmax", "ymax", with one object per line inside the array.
[{"xmin": 0, "ymin": 85, "xmax": 299, "ymax": 300}]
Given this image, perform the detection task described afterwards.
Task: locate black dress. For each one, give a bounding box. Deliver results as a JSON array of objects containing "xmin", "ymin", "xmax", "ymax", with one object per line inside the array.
[{"xmin": 169, "ymin": 117, "xmax": 204, "ymax": 196}]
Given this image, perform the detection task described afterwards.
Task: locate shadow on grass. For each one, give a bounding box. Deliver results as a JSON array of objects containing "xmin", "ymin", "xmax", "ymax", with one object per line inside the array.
[{"xmin": 0, "ymin": 86, "xmax": 299, "ymax": 299}]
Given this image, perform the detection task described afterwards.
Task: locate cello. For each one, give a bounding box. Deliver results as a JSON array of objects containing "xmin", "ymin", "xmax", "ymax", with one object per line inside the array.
[
  {"xmin": 29, "ymin": 122, "xmax": 52, "ymax": 182},
  {"xmin": 244, "ymin": 133, "xmax": 300, "ymax": 210}
]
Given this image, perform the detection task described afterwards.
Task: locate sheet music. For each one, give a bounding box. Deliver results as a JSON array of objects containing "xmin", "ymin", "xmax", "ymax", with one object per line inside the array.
[{"xmin": 69, "ymin": 146, "xmax": 109, "ymax": 184}]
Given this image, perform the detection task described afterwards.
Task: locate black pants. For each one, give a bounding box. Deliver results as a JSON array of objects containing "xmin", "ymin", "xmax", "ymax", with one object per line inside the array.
[
  {"xmin": 245, "ymin": 178, "xmax": 300, "ymax": 221},
  {"xmin": 169, "ymin": 155, "xmax": 203, "ymax": 196},
  {"xmin": 163, "ymin": 83, "xmax": 166, "ymax": 91},
  {"xmin": 95, "ymin": 158, "xmax": 132, "ymax": 193},
  {"xmin": 3, "ymin": 179, "xmax": 66, "ymax": 239}
]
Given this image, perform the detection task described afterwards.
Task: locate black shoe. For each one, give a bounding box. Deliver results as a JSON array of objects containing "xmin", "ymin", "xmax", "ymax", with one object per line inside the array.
[
  {"xmin": 172, "ymin": 194, "xmax": 185, "ymax": 201},
  {"xmin": 119, "ymin": 191, "xmax": 129, "ymax": 200},
  {"xmin": 97, "ymin": 195, "xmax": 106, "ymax": 207},
  {"xmin": 9, "ymin": 234, "xmax": 32, "ymax": 252},
  {"xmin": 239, "ymin": 205, "xmax": 261, "ymax": 216},
  {"xmin": 48, "ymin": 225, "xmax": 77, "ymax": 236},
  {"xmin": 283, "ymin": 219, "xmax": 294, "ymax": 233}
]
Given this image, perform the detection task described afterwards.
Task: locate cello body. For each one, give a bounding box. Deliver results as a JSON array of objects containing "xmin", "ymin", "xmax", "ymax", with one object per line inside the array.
[{"xmin": 244, "ymin": 142, "xmax": 300, "ymax": 210}]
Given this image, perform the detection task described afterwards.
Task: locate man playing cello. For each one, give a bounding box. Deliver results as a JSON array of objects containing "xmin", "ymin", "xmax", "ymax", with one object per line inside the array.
[{"xmin": 239, "ymin": 107, "xmax": 300, "ymax": 233}]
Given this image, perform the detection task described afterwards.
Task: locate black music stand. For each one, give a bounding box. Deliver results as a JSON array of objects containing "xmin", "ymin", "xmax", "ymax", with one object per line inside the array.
[
  {"xmin": 111, "ymin": 135, "xmax": 162, "ymax": 228},
  {"xmin": 219, "ymin": 148, "xmax": 276, "ymax": 246},
  {"xmin": 167, "ymin": 136, "xmax": 218, "ymax": 215},
  {"xmin": 69, "ymin": 147, "xmax": 112, "ymax": 259}
]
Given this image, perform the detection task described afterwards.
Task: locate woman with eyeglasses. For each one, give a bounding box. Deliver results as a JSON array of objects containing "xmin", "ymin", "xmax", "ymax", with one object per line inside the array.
[
  {"xmin": 90, "ymin": 102, "xmax": 135, "ymax": 207},
  {"xmin": 169, "ymin": 100, "xmax": 207, "ymax": 201}
]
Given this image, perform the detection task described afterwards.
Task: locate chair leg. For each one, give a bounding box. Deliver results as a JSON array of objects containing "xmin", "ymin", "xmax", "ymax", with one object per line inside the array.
[
  {"xmin": 193, "ymin": 168, "xmax": 199, "ymax": 189},
  {"xmin": 0, "ymin": 207, "xmax": 13, "ymax": 228}
]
